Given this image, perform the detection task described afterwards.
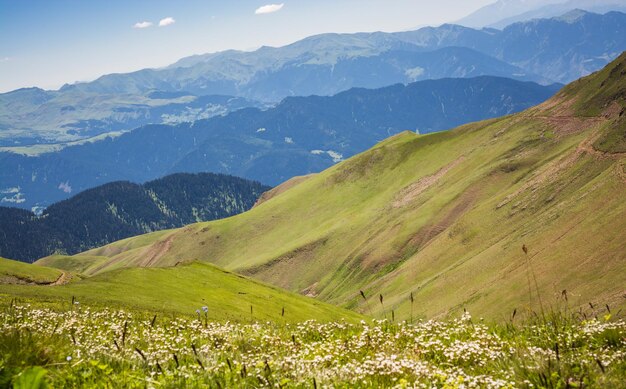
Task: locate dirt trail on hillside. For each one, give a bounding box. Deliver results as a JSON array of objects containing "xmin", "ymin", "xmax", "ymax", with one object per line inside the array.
[
  {"xmin": 140, "ymin": 234, "xmax": 175, "ymax": 267},
  {"xmin": 50, "ymin": 271, "xmax": 71, "ymax": 286},
  {"xmin": 542, "ymin": 116, "xmax": 605, "ymax": 137},
  {"xmin": 497, "ymin": 121, "xmax": 626, "ymax": 208},
  {"xmin": 393, "ymin": 156, "xmax": 466, "ymax": 208},
  {"xmin": 616, "ymin": 162, "xmax": 626, "ymax": 183},
  {"xmin": 578, "ymin": 140, "xmax": 626, "ymax": 160},
  {"xmin": 2, "ymin": 270, "xmax": 72, "ymax": 286}
]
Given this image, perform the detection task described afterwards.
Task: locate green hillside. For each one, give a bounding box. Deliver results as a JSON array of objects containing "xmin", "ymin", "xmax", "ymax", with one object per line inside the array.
[
  {"xmin": 0, "ymin": 261, "xmax": 360, "ymax": 323},
  {"xmin": 43, "ymin": 53, "xmax": 626, "ymax": 321},
  {"xmin": 0, "ymin": 257, "xmax": 65, "ymax": 285},
  {"xmin": 35, "ymin": 254, "xmax": 110, "ymax": 275}
]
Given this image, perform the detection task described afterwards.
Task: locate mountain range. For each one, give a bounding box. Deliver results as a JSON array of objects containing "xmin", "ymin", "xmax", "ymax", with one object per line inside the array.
[
  {"xmin": 0, "ymin": 91, "xmax": 263, "ymax": 146},
  {"xmin": 458, "ymin": 0, "xmax": 626, "ymax": 29},
  {"xmin": 39, "ymin": 52, "xmax": 626, "ymax": 320},
  {"xmin": 0, "ymin": 173, "xmax": 268, "ymax": 262},
  {"xmin": 0, "ymin": 10, "xmax": 624, "ymax": 145},
  {"xmin": 0, "ymin": 76, "xmax": 560, "ymax": 209}
]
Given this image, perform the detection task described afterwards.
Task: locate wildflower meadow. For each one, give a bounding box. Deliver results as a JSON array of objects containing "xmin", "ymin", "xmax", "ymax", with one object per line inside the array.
[{"xmin": 1, "ymin": 302, "xmax": 625, "ymax": 388}]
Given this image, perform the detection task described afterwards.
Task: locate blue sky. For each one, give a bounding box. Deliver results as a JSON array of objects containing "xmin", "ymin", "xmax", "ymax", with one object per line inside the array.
[{"xmin": 0, "ymin": 0, "xmax": 495, "ymax": 92}]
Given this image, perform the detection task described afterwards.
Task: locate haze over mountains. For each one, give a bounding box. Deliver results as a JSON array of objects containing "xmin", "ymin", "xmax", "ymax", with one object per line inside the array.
[
  {"xmin": 0, "ymin": 92, "xmax": 263, "ymax": 147},
  {"xmin": 1, "ymin": 10, "xmax": 624, "ymax": 146},
  {"xmin": 0, "ymin": 76, "xmax": 560, "ymax": 209},
  {"xmin": 458, "ymin": 0, "xmax": 626, "ymax": 28}
]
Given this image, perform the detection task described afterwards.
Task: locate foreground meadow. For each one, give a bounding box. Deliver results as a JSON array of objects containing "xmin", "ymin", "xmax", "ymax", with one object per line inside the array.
[{"xmin": 1, "ymin": 302, "xmax": 625, "ymax": 388}]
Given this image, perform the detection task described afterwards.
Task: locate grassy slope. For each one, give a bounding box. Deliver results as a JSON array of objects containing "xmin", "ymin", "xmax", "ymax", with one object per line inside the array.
[
  {"xmin": 35, "ymin": 254, "xmax": 109, "ymax": 275},
  {"xmin": 0, "ymin": 257, "xmax": 63, "ymax": 284},
  {"xmin": 1, "ymin": 261, "xmax": 361, "ymax": 323},
  {"xmin": 44, "ymin": 54, "xmax": 626, "ymax": 321}
]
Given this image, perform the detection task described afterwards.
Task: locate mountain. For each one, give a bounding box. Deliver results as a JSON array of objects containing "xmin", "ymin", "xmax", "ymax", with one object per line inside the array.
[
  {"xmin": 0, "ymin": 257, "xmax": 360, "ymax": 322},
  {"xmin": 47, "ymin": 53, "xmax": 626, "ymax": 320},
  {"xmin": 78, "ymin": 46, "xmax": 546, "ymax": 101},
  {"xmin": 1, "ymin": 11, "xmax": 624, "ymax": 145},
  {"xmin": 92, "ymin": 10, "xmax": 626, "ymax": 88},
  {"xmin": 456, "ymin": 0, "xmax": 563, "ymax": 27},
  {"xmin": 491, "ymin": 10, "xmax": 626, "ymax": 82},
  {"xmin": 398, "ymin": 10, "xmax": 626, "ymax": 83},
  {"xmin": 458, "ymin": 0, "xmax": 626, "ymax": 29},
  {"xmin": 0, "ymin": 76, "xmax": 560, "ymax": 209},
  {"xmin": 0, "ymin": 173, "xmax": 269, "ymax": 263},
  {"xmin": 0, "ymin": 90, "xmax": 262, "ymax": 146}
]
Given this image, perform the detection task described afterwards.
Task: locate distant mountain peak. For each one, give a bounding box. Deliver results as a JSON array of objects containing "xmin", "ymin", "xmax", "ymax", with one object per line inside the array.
[
  {"xmin": 457, "ymin": 0, "xmax": 626, "ymax": 28},
  {"xmin": 1, "ymin": 86, "xmax": 46, "ymax": 95},
  {"xmin": 456, "ymin": 0, "xmax": 564, "ymax": 27},
  {"xmin": 556, "ymin": 8, "xmax": 591, "ymax": 22}
]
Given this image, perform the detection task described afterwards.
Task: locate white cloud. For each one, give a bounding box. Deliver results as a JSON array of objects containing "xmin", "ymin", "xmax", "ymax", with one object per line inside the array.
[
  {"xmin": 159, "ymin": 17, "xmax": 176, "ymax": 27},
  {"xmin": 133, "ymin": 21, "xmax": 153, "ymax": 29},
  {"xmin": 255, "ymin": 3, "xmax": 284, "ymax": 14}
]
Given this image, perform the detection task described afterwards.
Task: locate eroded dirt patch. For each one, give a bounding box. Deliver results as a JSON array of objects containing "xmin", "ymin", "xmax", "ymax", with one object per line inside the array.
[
  {"xmin": 139, "ymin": 234, "xmax": 176, "ymax": 267},
  {"xmin": 496, "ymin": 124, "xmax": 626, "ymax": 208},
  {"xmin": 544, "ymin": 116, "xmax": 604, "ymax": 137},
  {"xmin": 1, "ymin": 270, "xmax": 71, "ymax": 286},
  {"xmin": 531, "ymin": 93, "xmax": 576, "ymax": 117},
  {"xmin": 403, "ymin": 184, "xmax": 480, "ymax": 254},
  {"xmin": 50, "ymin": 271, "xmax": 72, "ymax": 286},
  {"xmin": 393, "ymin": 156, "xmax": 466, "ymax": 208}
]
